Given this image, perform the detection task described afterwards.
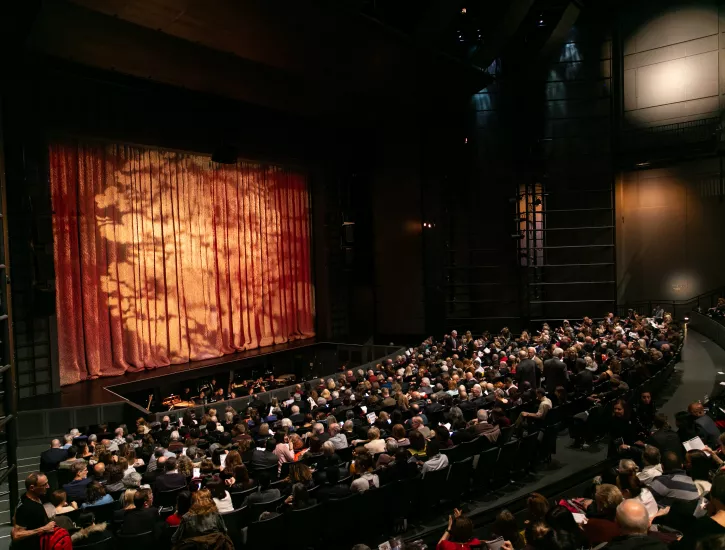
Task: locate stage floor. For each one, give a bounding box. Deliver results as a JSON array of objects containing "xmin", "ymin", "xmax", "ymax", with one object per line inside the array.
[{"xmin": 18, "ymin": 337, "xmax": 320, "ymax": 412}]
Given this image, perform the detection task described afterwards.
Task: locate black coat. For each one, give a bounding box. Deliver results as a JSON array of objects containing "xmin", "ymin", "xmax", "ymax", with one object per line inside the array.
[
  {"xmin": 516, "ymin": 359, "xmax": 537, "ymax": 389},
  {"xmin": 543, "ymin": 358, "xmax": 568, "ymax": 393},
  {"xmin": 648, "ymin": 427, "xmax": 685, "ymax": 463},
  {"xmin": 40, "ymin": 448, "xmax": 70, "ymax": 473}
]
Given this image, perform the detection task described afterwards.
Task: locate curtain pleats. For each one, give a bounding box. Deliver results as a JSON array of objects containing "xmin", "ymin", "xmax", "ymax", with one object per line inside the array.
[{"xmin": 50, "ymin": 141, "xmax": 315, "ymax": 386}]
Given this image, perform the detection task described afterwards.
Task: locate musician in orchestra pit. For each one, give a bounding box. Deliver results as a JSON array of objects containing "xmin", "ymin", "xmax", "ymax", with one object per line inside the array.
[
  {"xmin": 182, "ymin": 387, "xmax": 193, "ymax": 400},
  {"xmin": 196, "ymin": 391, "xmax": 208, "ymax": 406}
]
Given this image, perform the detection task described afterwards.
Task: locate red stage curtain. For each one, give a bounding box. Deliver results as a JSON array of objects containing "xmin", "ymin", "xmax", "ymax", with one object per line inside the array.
[{"xmin": 50, "ymin": 141, "xmax": 315, "ymax": 386}]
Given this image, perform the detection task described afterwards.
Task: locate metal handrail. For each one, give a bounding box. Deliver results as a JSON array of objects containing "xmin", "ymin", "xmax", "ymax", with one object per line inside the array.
[{"xmin": 617, "ymin": 285, "xmax": 725, "ymax": 319}]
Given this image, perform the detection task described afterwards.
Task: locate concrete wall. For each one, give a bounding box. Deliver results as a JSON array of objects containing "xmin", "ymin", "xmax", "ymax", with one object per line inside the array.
[
  {"xmin": 616, "ymin": 158, "xmax": 725, "ymax": 303},
  {"xmin": 622, "ymin": 1, "xmax": 723, "ymax": 127}
]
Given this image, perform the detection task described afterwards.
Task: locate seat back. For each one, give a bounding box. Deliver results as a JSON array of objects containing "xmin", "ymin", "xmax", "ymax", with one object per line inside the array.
[
  {"xmin": 248, "ymin": 495, "xmax": 287, "ymax": 521},
  {"xmin": 87, "ymin": 501, "xmax": 119, "ymax": 524},
  {"xmin": 57, "ymin": 469, "xmax": 74, "ymax": 487},
  {"xmin": 473, "ymin": 447, "xmax": 499, "ymax": 489},
  {"xmin": 287, "ymin": 502, "xmax": 324, "ymax": 535},
  {"xmin": 421, "ymin": 465, "xmax": 450, "ymax": 508},
  {"xmin": 72, "ymin": 534, "xmax": 115, "ymax": 550},
  {"xmin": 514, "ymin": 431, "xmax": 539, "ymax": 475},
  {"xmin": 336, "ymin": 445, "xmax": 354, "ymax": 463},
  {"xmin": 322, "ymin": 493, "xmax": 363, "ymax": 542},
  {"xmin": 46, "ymin": 470, "xmax": 60, "ymax": 492},
  {"xmin": 247, "ymin": 512, "xmax": 286, "ymax": 549},
  {"xmin": 440, "ymin": 445, "xmax": 466, "ymax": 462},
  {"xmin": 116, "ymin": 530, "xmax": 155, "ymax": 550},
  {"xmin": 230, "ymin": 487, "xmax": 257, "ymax": 509},
  {"xmin": 221, "ymin": 506, "xmax": 248, "ymax": 544},
  {"xmin": 448, "ymin": 457, "xmax": 474, "ymax": 502},
  {"xmin": 499, "ymin": 427, "xmax": 513, "ymax": 446},
  {"xmin": 250, "ymin": 464, "xmax": 278, "ymax": 480},
  {"xmin": 493, "ymin": 440, "xmax": 520, "ymax": 485},
  {"xmin": 155, "ymin": 487, "xmax": 185, "ymax": 508}
]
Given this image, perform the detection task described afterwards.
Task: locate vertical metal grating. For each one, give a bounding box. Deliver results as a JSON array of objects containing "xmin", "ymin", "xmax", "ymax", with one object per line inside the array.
[{"xmin": 0, "ymin": 99, "xmax": 20, "ymax": 519}]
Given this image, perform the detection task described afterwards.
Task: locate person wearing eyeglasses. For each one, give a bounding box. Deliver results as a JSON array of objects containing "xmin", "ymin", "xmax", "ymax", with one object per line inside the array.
[{"xmin": 12, "ymin": 473, "xmax": 56, "ymax": 550}]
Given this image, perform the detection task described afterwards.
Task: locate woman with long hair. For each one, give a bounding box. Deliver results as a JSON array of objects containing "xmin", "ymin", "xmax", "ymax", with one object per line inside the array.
[
  {"xmin": 437, "ymin": 508, "xmax": 480, "ymax": 550},
  {"xmin": 229, "ymin": 464, "xmax": 256, "ymax": 491},
  {"xmin": 616, "ymin": 471, "xmax": 658, "ymax": 519},
  {"xmin": 81, "ymin": 482, "xmax": 113, "ymax": 509},
  {"xmin": 544, "ymin": 505, "xmax": 587, "ymax": 550},
  {"xmin": 284, "ymin": 482, "xmax": 317, "ymax": 511},
  {"xmin": 171, "ymin": 488, "xmax": 227, "ymax": 544},
  {"xmin": 609, "ymin": 399, "xmax": 637, "ymax": 459},
  {"xmin": 221, "ymin": 450, "xmax": 242, "ymax": 480},
  {"xmin": 490, "ymin": 509, "xmax": 525, "ymax": 550},
  {"xmin": 206, "ymin": 478, "xmax": 234, "ymax": 513},
  {"xmin": 389, "ymin": 424, "xmax": 410, "ymax": 447},
  {"xmin": 287, "ymin": 462, "xmax": 314, "ymax": 489}
]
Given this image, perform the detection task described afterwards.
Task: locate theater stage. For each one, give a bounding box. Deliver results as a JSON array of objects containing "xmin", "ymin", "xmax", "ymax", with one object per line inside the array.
[{"xmin": 16, "ymin": 339, "xmax": 404, "ymax": 443}]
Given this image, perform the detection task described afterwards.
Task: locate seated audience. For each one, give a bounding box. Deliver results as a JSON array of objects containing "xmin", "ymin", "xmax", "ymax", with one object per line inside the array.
[
  {"xmin": 39, "ymin": 439, "xmax": 70, "ymax": 473},
  {"xmin": 582, "ymin": 484, "xmax": 623, "ymax": 544},
  {"xmin": 437, "ymin": 508, "xmax": 480, "ymax": 550},
  {"xmin": 350, "ymin": 454, "xmax": 379, "ymax": 493},
  {"xmin": 63, "ymin": 461, "xmax": 92, "ymax": 503},
  {"xmin": 171, "ymin": 488, "xmax": 227, "ymax": 544},
  {"xmin": 422, "ymin": 440, "xmax": 449, "ymax": 476},
  {"xmin": 243, "ymin": 475, "xmax": 280, "ymax": 507},
  {"xmin": 120, "ymin": 488, "xmax": 158, "ymax": 536},
  {"xmin": 70, "ymin": 512, "xmax": 113, "ymax": 548},
  {"xmin": 81, "ymin": 481, "xmax": 113, "ymax": 509},
  {"xmin": 207, "ymin": 478, "xmax": 234, "ymax": 513}
]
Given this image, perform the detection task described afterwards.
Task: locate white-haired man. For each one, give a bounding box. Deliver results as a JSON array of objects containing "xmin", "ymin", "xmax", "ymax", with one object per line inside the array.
[
  {"xmin": 312, "ymin": 422, "xmax": 330, "ymax": 444},
  {"xmin": 543, "ymin": 347, "xmax": 568, "ymax": 393},
  {"xmin": 469, "ymin": 409, "xmax": 500, "ymax": 443},
  {"xmin": 411, "ymin": 416, "xmax": 431, "ymax": 438},
  {"xmin": 288, "ymin": 405, "xmax": 304, "ymax": 425},
  {"xmin": 328, "ymin": 423, "xmax": 348, "ymax": 449},
  {"xmin": 419, "ymin": 377, "xmax": 433, "ymax": 396}
]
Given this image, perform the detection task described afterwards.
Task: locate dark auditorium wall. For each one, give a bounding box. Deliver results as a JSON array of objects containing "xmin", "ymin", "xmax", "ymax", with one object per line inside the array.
[
  {"xmin": 462, "ymin": 6, "xmax": 615, "ymax": 327},
  {"xmin": 616, "ymin": 159, "xmax": 725, "ymax": 303},
  {"xmin": 371, "ymin": 126, "xmax": 426, "ymax": 339},
  {"xmin": 615, "ymin": 0, "xmax": 725, "ymax": 304}
]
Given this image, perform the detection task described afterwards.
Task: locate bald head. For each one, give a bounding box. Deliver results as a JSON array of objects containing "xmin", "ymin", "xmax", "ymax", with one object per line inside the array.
[
  {"xmin": 50, "ymin": 439, "xmax": 61, "ymax": 448},
  {"xmin": 616, "ymin": 499, "xmax": 649, "ymax": 535},
  {"xmin": 688, "ymin": 403, "xmax": 705, "ymax": 417}
]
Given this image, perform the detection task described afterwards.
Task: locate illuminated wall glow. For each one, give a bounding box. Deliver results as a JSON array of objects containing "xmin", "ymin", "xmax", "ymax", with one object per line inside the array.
[
  {"xmin": 616, "ymin": 158, "xmax": 725, "ymax": 303},
  {"xmin": 623, "ymin": 5, "xmax": 720, "ymax": 127}
]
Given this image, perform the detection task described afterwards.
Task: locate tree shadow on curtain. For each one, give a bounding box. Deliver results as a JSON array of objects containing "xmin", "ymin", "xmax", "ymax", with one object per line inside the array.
[{"xmin": 50, "ymin": 141, "xmax": 314, "ymax": 386}]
